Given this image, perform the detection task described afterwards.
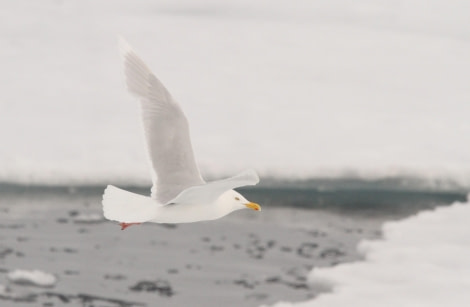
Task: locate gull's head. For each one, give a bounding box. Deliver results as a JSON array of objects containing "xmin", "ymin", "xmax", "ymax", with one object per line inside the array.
[{"xmin": 221, "ymin": 190, "xmax": 261, "ymax": 212}]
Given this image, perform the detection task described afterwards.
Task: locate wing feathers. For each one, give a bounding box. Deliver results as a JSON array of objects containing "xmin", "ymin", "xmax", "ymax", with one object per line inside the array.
[
  {"xmin": 120, "ymin": 39, "xmax": 173, "ymax": 104},
  {"xmin": 168, "ymin": 169, "xmax": 259, "ymax": 205},
  {"xmin": 119, "ymin": 37, "xmax": 204, "ymax": 203}
]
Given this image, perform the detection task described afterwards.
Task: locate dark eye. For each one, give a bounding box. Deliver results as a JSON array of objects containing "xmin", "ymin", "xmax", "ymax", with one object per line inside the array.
[{"xmin": 235, "ymin": 197, "xmax": 240, "ymax": 201}]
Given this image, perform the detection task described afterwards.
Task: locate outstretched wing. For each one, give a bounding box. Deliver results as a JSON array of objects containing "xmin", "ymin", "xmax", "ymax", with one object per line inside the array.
[
  {"xmin": 119, "ymin": 38, "xmax": 204, "ymax": 203},
  {"xmin": 168, "ymin": 169, "xmax": 259, "ymax": 205}
]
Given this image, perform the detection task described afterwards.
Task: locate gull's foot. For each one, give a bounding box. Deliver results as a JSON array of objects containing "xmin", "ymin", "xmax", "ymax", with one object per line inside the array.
[{"xmin": 120, "ymin": 222, "xmax": 142, "ymax": 230}]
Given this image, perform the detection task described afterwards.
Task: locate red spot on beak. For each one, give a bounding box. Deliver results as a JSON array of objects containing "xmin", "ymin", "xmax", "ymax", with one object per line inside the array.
[{"xmin": 245, "ymin": 202, "xmax": 261, "ymax": 211}]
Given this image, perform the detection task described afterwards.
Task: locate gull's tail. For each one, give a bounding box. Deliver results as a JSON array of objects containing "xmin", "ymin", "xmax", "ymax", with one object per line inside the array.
[{"xmin": 102, "ymin": 185, "xmax": 159, "ymax": 223}]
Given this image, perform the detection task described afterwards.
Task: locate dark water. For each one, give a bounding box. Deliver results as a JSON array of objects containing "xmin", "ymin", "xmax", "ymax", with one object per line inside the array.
[
  {"xmin": 0, "ymin": 183, "xmax": 466, "ymax": 218},
  {"xmin": 242, "ymin": 187, "xmax": 467, "ymax": 216}
]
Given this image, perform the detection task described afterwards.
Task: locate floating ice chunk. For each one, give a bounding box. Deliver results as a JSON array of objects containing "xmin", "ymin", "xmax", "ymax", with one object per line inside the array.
[
  {"xmin": 7, "ymin": 270, "xmax": 57, "ymax": 288},
  {"xmin": 0, "ymin": 284, "xmax": 8, "ymax": 296},
  {"xmin": 73, "ymin": 213, "xmax": 104, "ymax": 224}
]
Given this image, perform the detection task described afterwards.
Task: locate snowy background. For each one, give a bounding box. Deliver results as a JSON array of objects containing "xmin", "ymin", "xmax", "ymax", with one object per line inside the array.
[
  {"xmin": 1, "ymin": 0, "xmax": 469, "ymax": 186},
  {"xmin": 1, "ymin": 2, "xmax": 470, "ymax": 307}
]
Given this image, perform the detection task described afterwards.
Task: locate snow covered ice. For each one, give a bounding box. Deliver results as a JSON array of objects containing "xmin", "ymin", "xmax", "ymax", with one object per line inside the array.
[
  {"xmin": 0, "ymin": 0, "xmax": 469, "ymax": 186},
  {"xmin": 1, "ymin": 0, "xmax": 469, "ymax": 306}
]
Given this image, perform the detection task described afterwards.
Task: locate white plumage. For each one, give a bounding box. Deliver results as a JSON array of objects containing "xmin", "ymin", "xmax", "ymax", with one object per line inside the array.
[{"xmin": 102, "ymin": 38, "xmax": 261, "ymax": 228}]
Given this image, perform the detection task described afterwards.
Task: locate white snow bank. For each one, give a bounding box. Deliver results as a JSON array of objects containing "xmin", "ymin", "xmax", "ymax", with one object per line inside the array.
[
  {"xmin": 268, "ymin": 194, "xmax": 470, "ymax": 307},
  {"xmin": 7, "ymin": 270, "xmax": 57, "ymax": 288},
  {"xmin": 1, "ymin": 0, "xmax": 470, "ymax": 185}
]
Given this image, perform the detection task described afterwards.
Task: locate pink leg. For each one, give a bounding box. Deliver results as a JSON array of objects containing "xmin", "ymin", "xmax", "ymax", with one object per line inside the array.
[{"xmin": 120, "ymin": 222, "xmax": 141, "ymax": 230}]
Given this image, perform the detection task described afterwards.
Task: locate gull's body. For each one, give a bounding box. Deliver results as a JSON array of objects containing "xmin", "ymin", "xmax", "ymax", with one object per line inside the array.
[{"xmin": 102, "ymin": 39, "xmax": 260, "ymax": 228}]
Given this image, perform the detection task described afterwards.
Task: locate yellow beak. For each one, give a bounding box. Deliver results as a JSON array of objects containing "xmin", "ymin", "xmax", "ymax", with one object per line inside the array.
[{"xmin": 245, "ymin": 202, "xmax": 261, "ymax": 211}]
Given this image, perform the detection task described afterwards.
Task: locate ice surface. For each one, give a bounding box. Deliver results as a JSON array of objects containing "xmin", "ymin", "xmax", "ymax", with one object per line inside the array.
[
  {"xmin": 1, "ymin": 0, "xmax": 469, "ymax": 185},
  {"xmin": 0, "ymin": 190, "xmax": 386, "ymax": 306},
  {"xmin": 268, "ymin": 195, "xmax": 470, "ymax": 307}
]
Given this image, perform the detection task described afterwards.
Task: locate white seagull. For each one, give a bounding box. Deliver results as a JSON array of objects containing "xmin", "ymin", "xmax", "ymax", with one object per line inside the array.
[{"xmin": 102, "ymin": 39, "xmax": 261, "ymax": 230}]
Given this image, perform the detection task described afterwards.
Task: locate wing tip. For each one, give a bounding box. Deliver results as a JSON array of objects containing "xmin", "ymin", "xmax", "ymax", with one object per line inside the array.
[
  {"xmin": 116, "ymin": 36, "xmax": 154, "ymax": 97},
  {"xmin": 118, "ymin": 35, "xmax": 132, "ymax": 58}
]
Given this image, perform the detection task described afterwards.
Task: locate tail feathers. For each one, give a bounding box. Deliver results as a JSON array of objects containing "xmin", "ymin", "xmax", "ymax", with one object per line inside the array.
[{"xmin": 102, "ymin": 185, "xmax": 158, "ymax": 223}]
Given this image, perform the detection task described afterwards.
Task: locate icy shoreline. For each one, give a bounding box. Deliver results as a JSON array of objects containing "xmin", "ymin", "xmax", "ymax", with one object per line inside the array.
[{"xmin": 269, "ymin": 195, "xmax": 470, "ymax": 307}]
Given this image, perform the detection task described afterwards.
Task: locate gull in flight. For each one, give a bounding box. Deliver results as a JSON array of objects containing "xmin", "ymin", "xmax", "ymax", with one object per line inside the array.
[{"xmin": 102, "ymin": 39, "xmax": 261, "ymax": 230}]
